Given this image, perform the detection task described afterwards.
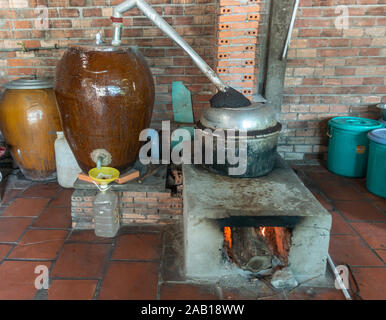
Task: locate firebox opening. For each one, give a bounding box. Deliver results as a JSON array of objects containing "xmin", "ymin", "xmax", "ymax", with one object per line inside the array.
[{"xmin": 223, "ymin": 226, "xmax": 292, "ymax": 274}]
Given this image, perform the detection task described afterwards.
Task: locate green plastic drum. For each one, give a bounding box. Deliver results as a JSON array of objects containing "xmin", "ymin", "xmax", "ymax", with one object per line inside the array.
[
  {"xmin": 327, "ymin": 117, "xmax": 382, "ymax": 177},
  {"xmin": 366, "ymin": 129, "xmax": 386, "ymax": 198}
]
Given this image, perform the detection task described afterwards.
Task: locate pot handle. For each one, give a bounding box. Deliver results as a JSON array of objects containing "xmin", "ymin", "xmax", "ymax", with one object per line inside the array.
[{"xmin": 326, "ymin": 126, "xmax": 332, "ymax": 138}]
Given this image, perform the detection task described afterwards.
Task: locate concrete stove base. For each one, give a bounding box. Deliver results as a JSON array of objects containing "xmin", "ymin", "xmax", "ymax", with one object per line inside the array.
[{"xmin": 182, "ymin": 155, "xmax": 332, "ymax": 283}]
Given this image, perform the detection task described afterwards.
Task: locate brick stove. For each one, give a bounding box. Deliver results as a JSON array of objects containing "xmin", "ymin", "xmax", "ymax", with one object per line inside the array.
[{"xmin": 182, "ymin": 155, "xmax": 332, "ymax": 285}]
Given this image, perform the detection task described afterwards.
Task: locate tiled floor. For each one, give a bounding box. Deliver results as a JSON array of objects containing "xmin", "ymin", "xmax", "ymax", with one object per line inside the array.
[{"xmin": 0, "ymin": 165, "xmax": 385, "ymax": 300}]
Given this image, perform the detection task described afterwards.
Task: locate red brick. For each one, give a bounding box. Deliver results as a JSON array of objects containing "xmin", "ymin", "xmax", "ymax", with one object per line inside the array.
[
  {"xmin": 0, "ymin": 217, "xmax": 33, "ymax": 242},
  {"xmin": 59, "ymin": 8, "xmax": 79, "ymax": 17},
  {"xmin": 83, "ymin": 8, "xmax": 101, "ymax": 17}
]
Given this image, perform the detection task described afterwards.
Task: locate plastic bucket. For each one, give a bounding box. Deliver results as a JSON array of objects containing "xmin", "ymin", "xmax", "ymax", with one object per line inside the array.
[
  {"xmin": 379, "ymin": 119, "xmax": 386, "ymax": 128},
  {"xmin": 327, "ymin": 117, "xmax": 382, "ymax": 177},
  {"xmin": 366, "ymin": 129, "xmax": 386, "ymax": 198}
]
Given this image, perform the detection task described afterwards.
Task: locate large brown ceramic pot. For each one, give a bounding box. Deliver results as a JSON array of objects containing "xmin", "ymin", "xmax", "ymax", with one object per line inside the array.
[
  {"xmin": 54, "ymin": 44, "xmax": 155, "ymax": 173},
  {"xmin": 0, "ymin": 78, "xmax": 62, "ymax": 181}
]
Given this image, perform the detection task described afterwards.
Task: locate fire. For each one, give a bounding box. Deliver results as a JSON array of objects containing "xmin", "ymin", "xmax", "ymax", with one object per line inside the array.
[
  {"xmin": 261, "ymin": 227, "xmax": 266, "ymax": 237},
  {"xmin": 224, "ymin": 227, "xmax": 232, "ymax": 249}
]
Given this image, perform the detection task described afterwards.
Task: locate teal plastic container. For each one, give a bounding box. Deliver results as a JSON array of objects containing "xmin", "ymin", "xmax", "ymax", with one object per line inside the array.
[
  {"xmin": 366, "ymin": 129, "xmax": 386, "ymax": 198},
  {"xmin": 327, "ymin": 117, "xmax": 382, "ymax": 177}
]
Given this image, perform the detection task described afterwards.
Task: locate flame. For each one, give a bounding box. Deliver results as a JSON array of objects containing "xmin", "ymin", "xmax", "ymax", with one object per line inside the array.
[
  {"xmin": 224, "ymin": 227, "xmax": 232, "ymax": 249},
  {"xmin": 261, "ymin": 227, "xmax": 266, "ymax": 237}
]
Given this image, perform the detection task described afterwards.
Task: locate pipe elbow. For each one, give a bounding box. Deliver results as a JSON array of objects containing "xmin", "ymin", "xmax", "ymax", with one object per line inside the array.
[{"xmin": 113, "ymin": 0, "xmax": 137, "ymax": 18}]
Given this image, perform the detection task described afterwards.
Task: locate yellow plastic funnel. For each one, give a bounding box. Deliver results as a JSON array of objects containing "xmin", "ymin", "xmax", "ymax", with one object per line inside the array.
[{"xmin": 88, "ymin": 167, "xmax": 120, "ymax": 185}]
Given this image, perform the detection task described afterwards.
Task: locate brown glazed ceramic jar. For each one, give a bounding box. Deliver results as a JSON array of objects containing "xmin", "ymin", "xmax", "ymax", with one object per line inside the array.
[
  {"xmin": 54, "ymin": 44, "xmax": 155, "ymax": 173},
  {"xmin": 0, "ymin": 78, "xmax": 62, "ymax": 181}
]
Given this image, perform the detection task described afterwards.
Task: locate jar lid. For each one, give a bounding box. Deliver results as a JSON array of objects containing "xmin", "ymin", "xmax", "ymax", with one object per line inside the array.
[
  {"xmin": 368, "ymin": 128, "xmax": 386, "ymax": 145},
  {"xmin": 199, "ymin": 102, "xmax": 280, "ymax": 133},
  {"xmin": 3, "ymin": 78, "xmax": 53, "ymax": 89},
  {"xmin": 70, "ymin": 43, "xmax": 139, "ymax": 52},
  {"xmin": 329, "ymin": 117, "xmax": 382, "ymax": 132}
]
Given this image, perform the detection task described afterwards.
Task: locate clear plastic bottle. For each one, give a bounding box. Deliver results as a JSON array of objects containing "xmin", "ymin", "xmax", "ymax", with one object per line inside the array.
[
  {"xmin": 93, "ymin": 186, "xmax": 120, "ymax": 238},
  {"xmin": 54, "ymin": 131, "xmax": 82, "ymax": 188}
]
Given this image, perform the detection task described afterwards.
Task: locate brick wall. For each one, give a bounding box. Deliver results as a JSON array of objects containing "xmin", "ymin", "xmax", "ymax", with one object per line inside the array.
[
  {"xmin": 0, "ymin": 0, "xmax": 219, "ymax": 123},
  {"xmin": 0, "ymin": 0, "xmax": 385, "ymax": 161},
  {"xmin": 280, "ymin": 0, "xmax": 386, "ymax": 160},
  {"xmin": 71, "ymin": 189, "xmax": 183, "ymax": 229}
]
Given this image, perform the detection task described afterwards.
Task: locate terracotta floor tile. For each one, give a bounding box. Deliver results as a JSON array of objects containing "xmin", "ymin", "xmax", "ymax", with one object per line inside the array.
[
  {"xmin": 2, "ymin": 198, "xmax": 49, "ymax": 217},
  {"xmin": 329, "ymin": 235, "xmax": 383, "ymax": 266},
  {"xmin": 330, "ymin": 211, "xmax": 354, "ymax": 235},
  {"xmin": 375, "ymin": 250, "xmax": 386, "ymax": 263},
  {"xmin": 348, "ymin": 179, "xmax": 384, "ymax": 201},
  {"xmin": 312, "ymin": 192, "xmax": 334, "ymax": 211},
  {"xmin": 374, "ymin": 200, "xmax": 386, "ymax": 213},
  {"xmin": 51, "ymin": 243, "xmax": 111, "ymax": 278},
  {"xmin": 48, "ymin": 280, "xmax": 98, "ymax": 300},
  {"xmin": 161, "ymin": 283, "xmax": 219, "ymax": 300},
  {"xmin": 0, "ymin": 244, "xmax": 13, "ymax": 261},
  {"xmin": 306, "ymin": 170, "xmax": 342, "ymax": 184},
  {"xmin": 98, "ymin": 261, "xmax": 159, "ymax": 300},
  {"xmin": 9, "ymin": 229, "xmax": 68, "ymax": 260},
  {"xmin": 1, "ymin": 189, "xmax": 22, "ymax": 205},
  {"xmin": 286, "ymin": 287, "xmax": 345, "ymax": 300},
  {"xmin": 21, "ymin": 183, "xmax": 61, "ymax": 198},
  {"xmin": 68, "ymin": 230, "xmax": 113, "ymax": 243},
  {"xmin": 318, "ymin": 181, "xmax": 367, "ymax": 201},
  {"xmin": 352, "ymin": 267, "xmax": 386, "ymax": 300},
  {"xmin": 32, "ymin": 207, "xmax": 71, "ymax": 229},
  {"xmin": 0, "ymin": 217, "xmax": 33, "ymax": 242},
  {"xmin": 112, "ymin": 233, "xmax": 161, "ymax": 260},
  {"xmin": 351, "ymin": 223, "xmax": 386, "ymax": 249},
  {"xmin": 334, "ymin": 201, "xmax": 386, "ymax": 222},
  {"xmin": 49, "ymin": 189, "xmax": 74, "ymax": 207},
  {"xmin": 0, "ymin": 261, "xmax": 51, "ymax": 299}
]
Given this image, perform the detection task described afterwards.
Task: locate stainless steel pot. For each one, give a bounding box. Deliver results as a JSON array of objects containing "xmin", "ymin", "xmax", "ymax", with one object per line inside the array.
[
  {"xmin": 377, "ymin": 103, "xmax": 386, "ymax": 121},
  {"xmin": 197, "ymin": 103, "xmax": 282, "ymax": 178}
]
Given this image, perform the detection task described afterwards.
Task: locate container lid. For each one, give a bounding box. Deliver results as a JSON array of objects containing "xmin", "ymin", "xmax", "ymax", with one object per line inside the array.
[
  {"xmin": 199, "ymin": 102, "xmax": 280, "ymax": 134},
  {"xmin": 3, "ymin": 78, "xmax": 53, "ymax": 89},
  {"xmin": 329, "ymin": 117, "xmax": 382, "ymax": 132},
  {"xmin": 376, "ymin": 103, "xmax": 386, "ymax": 110},
  {"xmin": 368, "ymin": 128, "xmax": 386, "ymax": 145},
  {"xmin": 70, "ymin": 43, "xmax": 139, "ymax": 52}
]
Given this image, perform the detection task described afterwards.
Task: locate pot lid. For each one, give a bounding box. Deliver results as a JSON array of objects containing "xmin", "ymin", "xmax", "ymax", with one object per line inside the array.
[
  {"xmin": 3, "ymin": 77, "xmax": 53, "ymax": 89},
  {"xmin": 368, "ymin": 128, "xmax": 386, "ymax": 145},
  {"xmin": 70, "ymin": 43, "xmax": 139, "ymax": 52},
  {"xmin": 328, "ymin": 117, "xmax": 382, "ymax": 132},
  {"xmin": 376, "ymin": 103, "xmax": 386, "ymax": 110},
  {"xmin": 199, "ymin": 103, "xmax": 279, "ymax": 132}
]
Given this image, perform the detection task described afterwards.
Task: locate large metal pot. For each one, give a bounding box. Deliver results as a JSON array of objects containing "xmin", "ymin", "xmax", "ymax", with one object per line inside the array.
[{"xmin": 197, "ymin": 103, "xmax": 281, "ymax": 178}]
